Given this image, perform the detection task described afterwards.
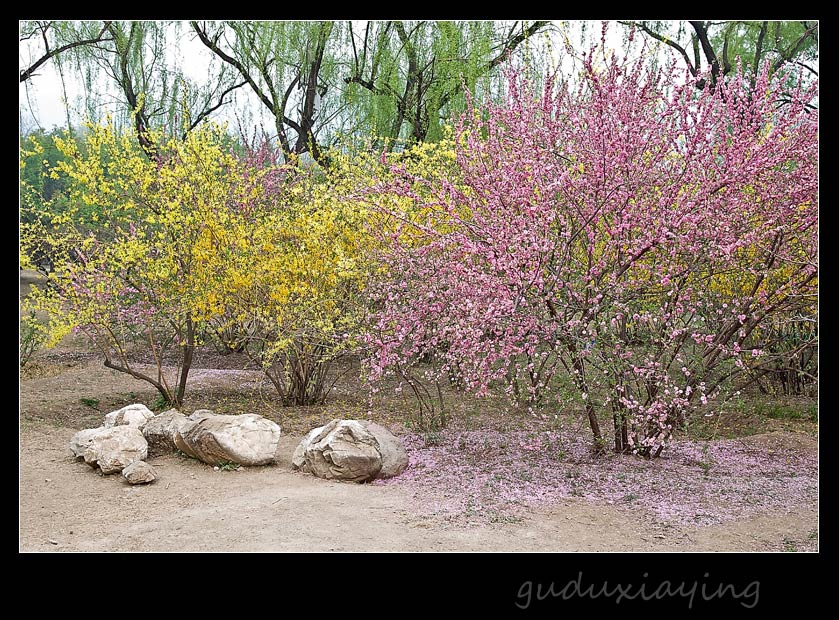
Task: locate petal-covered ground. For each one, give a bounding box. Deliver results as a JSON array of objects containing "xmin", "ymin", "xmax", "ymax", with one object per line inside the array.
[{"xmin": 376, "ymin": 429, "xmax": 818, "ymax": 527}]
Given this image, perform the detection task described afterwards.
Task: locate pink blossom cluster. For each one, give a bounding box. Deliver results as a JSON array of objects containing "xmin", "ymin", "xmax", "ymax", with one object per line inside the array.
[{"xmin": 366, "ymin": 48, "xmax": 818, "ymax": 456}]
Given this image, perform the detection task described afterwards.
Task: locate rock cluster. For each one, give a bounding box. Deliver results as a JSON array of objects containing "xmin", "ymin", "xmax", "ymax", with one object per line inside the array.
[
  {"xmin": 68, "ymin": 406, "xmax": 407, "ymax": 486},
  {"xmin": 68, "ymin": 404, "xmax": 282, "ymax": 484}
]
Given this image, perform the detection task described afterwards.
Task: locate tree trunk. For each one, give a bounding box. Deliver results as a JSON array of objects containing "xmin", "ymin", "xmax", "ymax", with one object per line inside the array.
[
  {"xmin": 174, "ymin": 317, "xmax": 195, "ymax": 407},
  {"xmin": 571, "ymin": 355, "xmax": 603, "ymax": 448}
]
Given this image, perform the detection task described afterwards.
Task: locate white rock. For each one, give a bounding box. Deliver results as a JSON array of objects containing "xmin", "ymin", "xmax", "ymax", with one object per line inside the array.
[
  {"xmin": 173, "ymin": 424, "xmax": 198, "ymax": 459},
  {"xmin": 171, "ymin": 410, "xmax": 217, "ymax": 458},
  {"xmin": 178, "ymin": 413, "xmax": 281, "ymax": 466},
  {"xmin": 294, "ymin": 419, "xmax": 381, "ymax": 482},
  {"xmin": 122, "ymin": 461, "xmax": 157, "ymax": 484},
  {"xmin": 104, "ymin": 403, "xmax": 155, "ymax": 428},
  {"xmin": 292, "ymin": 426, "xmax": 323, "ymax": 470},
  {"xmin": 141, "ymin": 409, "xmax": 189, "ymax": 457},
  {"xmin": 69, "ymin": 427, "xmax": 106, "ymax": 459},
  {"xmin": 84, "ymin": 426, "xmax": 148, "ymax": 474},
  {"xmin": 360, "ymin": 421, "xmax": 409, "ymax": 478},
  {"xmin": 293, "ymin": 419, "xmax": 409, "ymax": 482}
]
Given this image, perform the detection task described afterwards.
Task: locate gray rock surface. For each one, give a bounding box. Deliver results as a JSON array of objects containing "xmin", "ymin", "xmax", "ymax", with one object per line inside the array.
[
  {"xmin": 141, "ymin": 409, "xmax": 189, "ymax": 457},
  {"xmin": 293, "ymin": 419, "xmax": 409, "ymax": 482},
  {"xmin": 360, "ymin": 421, "xmax": 409, "ymax": 479},
  {"xmin": 291, "ymin": 426, "xmax": 321, "ymax": 470},
  {"xmin": 293, "ymin": 419, "xmax": 382, "ymax": 482}
]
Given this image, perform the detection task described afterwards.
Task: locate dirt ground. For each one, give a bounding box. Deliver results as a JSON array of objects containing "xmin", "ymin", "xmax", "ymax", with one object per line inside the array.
[
  {"xmin": 19, "ymin": 270, "xmax": 818, "ymax": 552},
  {"xmin": 19, "ymin": 359, "xmax": 818, "ymax": 553}
]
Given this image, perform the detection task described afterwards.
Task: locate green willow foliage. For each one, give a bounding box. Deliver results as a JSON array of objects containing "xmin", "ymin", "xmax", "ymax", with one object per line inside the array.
[
  {"xmin": 20, "ymin": 21, "xmax": 817, "ymax": 164},
  {"xmin": 342, "ymin": 21, "xmax": 503, "ymax": 144},
  {"xmin": 21, "ymin": 20, "xmax": 554, "ymax": 158},
  {"xmin": 621, "ymin": 20, "xmax": 818, "ymax": 91}
]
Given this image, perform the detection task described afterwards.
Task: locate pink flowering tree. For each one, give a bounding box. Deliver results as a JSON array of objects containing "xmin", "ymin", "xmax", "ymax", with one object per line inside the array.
[{"xmin": 365, "ymin": 49, "xmax": 817, "ymax": 456}]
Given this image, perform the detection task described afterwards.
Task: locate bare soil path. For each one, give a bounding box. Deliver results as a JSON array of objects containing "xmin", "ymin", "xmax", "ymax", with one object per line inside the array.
[{"xmin": 20, "ymin": 392, "xmax": 817, "ymax": 552}]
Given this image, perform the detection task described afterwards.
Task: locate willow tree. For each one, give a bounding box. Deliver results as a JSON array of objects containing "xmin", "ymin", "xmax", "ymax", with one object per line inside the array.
[
  {"xmin": 20, "ymin": 21, "xmax": 114, "ymax": 133},
  {"xmin": 342, "ymin": 20, "xmax": 552, "ymax": 146},
  {"xmin": 191, "ymin": 20, "xmax": 554, "ymax": 160},
  {"xmin": 20, "ymin": 21, "xmax": 246, "ymax": 158},
  {"xmin": 19, "ymin": 21, "xmax": 113, "ymax": 83},
  {"xmin": 192, "ymin": 20, "xmax": 339, "ymax": 163},
  {"xmin": 620, "ymin": 20, "xmax": 818, "ymax": 90}
]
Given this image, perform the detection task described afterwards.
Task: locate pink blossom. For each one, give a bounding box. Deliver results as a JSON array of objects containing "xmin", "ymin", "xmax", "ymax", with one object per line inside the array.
[{"xmin": 365, "ymin": 51, "xmax": 817, "ymax": 458}]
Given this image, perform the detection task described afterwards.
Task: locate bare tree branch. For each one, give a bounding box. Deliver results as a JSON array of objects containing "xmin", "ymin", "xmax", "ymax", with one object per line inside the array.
[
  {"xmin": 620, "ymin": 21, "xmax": 696, "ymax": 74},
  {"xmin": 772, "ymin": 22, "xmax": 819, "ymax": 71},
  {"xmin": 183, "ymin": 79, "xmax": 247, "ymax": 138},
  {"xmin": 689, "ymin": 21, "xmax": 721, "ymax": 89},
  {"xmin": 191, "ymin": 21, "xmax": 275, "ymax": 112},
  {"xmin": 20, "ymin": 21, "xmax": 113, "ymax": 82}
]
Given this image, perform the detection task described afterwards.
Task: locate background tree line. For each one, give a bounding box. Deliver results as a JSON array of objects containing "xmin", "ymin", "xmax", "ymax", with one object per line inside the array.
[
  {"xmin": 20, "ymin": 20, "xmax": 553, "ymax": 161},
  {"xmin": 21, "ymin": 20, "xmax": 817, "ymax": 162}
]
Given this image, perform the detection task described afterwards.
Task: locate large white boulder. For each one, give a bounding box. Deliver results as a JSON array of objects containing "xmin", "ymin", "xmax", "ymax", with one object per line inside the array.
[
  {"xmin": 362, "ymin": 421, "xmax": 409, "ymax": 479},
  {"xmin": 291, "ymin": 426, "xmax": 321, "ymax": 470},
  {"xmin": 69, "ymin": 427, "xmax": 106, "ymax": 459},
  {"xmin": 141, "ymin": 409, "xmax": 189, "ymax": 457},
  {"xmin": 176, "ymin": 413, "xmax": 281, "ymax": 466},
  {"xmin": 293, "ymin": 419, "xmax": 408, "ymax": 482},
  {"xmin": 83, "ymin": 426, "xmax": 148, "ymax": 474}
]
